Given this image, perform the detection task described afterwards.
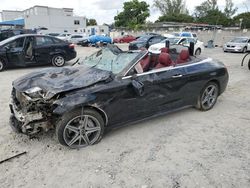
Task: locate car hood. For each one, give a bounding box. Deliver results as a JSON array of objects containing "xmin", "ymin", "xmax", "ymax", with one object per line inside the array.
[
  {"xmin": 13, "ymin": 66, "xmax": 112, "ymax": 100},
  {"xmin": 226, "ymin": 42, "xmax": 245, "ymax": 46}
]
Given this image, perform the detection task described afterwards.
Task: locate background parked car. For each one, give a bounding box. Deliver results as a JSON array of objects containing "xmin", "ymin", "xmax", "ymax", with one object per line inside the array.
[
  {"xmin": 172, "ymin": 32, "xmax": 198, "ymax": 39},
  {"xmin": 149, "ymin": 37, "xmax": 204, "ymax": 55},
  {"xmin": 0, "ymin": 34, "xmax": 76, "ymax": 71},
  {"xmin": 47, "ymin": 33, "xmax": 61, "ymax": 37},
  {"xmin": 78, "ymin": 35, "xmax": 112, "ymax": 46},
  {"xmin": 223, "ymin": 37, "xmax": 250, "ymax": 53},
  {"xmin": 56, "ymin": 33, "xmax": 72, "ymax": 41},
  {"xmin": 66, "ymin": 34, "xmax": 88, "ymax": 44},
  {"xmin": 113, "ymin": 35, "xmax": 136, "ymax": 43},
  {"xmin": 129, "ymin": 34, "xmax": 166, "ymax": 50}
]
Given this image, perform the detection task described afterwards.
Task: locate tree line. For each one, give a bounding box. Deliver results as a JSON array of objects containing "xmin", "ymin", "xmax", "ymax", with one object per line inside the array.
[{"xmin": 114, "ymin": 0, "xmax": 250, "ymax": 29}]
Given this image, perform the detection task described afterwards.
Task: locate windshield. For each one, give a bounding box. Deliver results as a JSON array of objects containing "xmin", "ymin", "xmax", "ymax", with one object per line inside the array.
[
  {"xmin": 230, "ymin": 38, "xmax": 248, "ymax": 43},
  {"xmin": 81, "ymin": 47, "xmax": 139, "ymax": 74}
]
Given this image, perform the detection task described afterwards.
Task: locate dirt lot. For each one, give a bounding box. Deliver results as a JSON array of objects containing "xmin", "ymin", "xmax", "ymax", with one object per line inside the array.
[{"xmin": 0, "ymin": 45, "xmax": 250, "ymax": 188}]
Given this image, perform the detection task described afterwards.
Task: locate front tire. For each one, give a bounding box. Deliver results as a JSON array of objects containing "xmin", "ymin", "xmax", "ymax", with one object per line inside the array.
[
  {"xmin": 196, "ymin": 82, "xmax": 219, "ymax": 111},
  {"xmin": 195, "ymin": 48, "xmax": 201, "ymax": 55},
  {"xmin": 56, "ymin": 108, "xmax": 105, "ymax": 149},
  {"xmin": 242, "ymin": 47, "xmax": 247, "ymax": 53},
  {"xmin": 0, "ymin": 59, "xmax": 6, "ymax": 72},
  {"xmin": 52, "ymin": 55, "xmax": 65, "ymax": 67}
]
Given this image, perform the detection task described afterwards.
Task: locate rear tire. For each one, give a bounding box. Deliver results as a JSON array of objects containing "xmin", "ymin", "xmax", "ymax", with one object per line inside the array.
[
  {"xmin": 52, "ymin": 55, "xmax": 65, "ymax": 67},
  {"xmin": 56, "ymin": 108, "xmax": 105, "ymax": 149},
  {"xmin": 196, "ymin": 82, "xmax": 219, "ymax": 111},
  {"xmin": 0, "ymin": 59, "xmax": 6, "ymax": 72}
]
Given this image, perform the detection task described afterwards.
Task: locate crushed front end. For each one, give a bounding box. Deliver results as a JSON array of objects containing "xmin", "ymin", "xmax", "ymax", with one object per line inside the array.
[{"xmin": 9, "ymin": 87, "xmax": 56, "ymax": 135}]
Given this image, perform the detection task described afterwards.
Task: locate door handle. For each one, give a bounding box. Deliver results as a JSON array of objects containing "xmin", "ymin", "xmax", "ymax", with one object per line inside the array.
[{"xmin": 172, "ymin": 74, "xmax": 183, "ymax": 78}]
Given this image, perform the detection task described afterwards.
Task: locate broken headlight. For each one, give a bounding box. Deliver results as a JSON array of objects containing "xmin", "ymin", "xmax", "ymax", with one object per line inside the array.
[{"xmin": 25, "ymin": 87, "xmax": 44, "ymax": 99}]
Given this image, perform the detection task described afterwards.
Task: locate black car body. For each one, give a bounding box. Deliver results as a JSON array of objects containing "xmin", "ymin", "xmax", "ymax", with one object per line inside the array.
[
  {"xmin": 129, "ymin": 35, "xmax": 166, "ymax": 50},
  {"xmin": 9, "ymin": 45, "xmax": 228, "ymax": 149},
  {"xmin": 0, "ymin": 34, "xmax": 77, "ymax": 71}
]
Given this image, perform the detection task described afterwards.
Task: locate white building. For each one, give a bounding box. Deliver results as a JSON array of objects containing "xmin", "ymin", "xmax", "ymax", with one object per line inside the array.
[
  {"xmin": 78, "ymin": 25, "xmax": 109, "ymax": 36},
  {"xmin": 0, "ymin": 6, "xmax": 87, "ymax": 33}
]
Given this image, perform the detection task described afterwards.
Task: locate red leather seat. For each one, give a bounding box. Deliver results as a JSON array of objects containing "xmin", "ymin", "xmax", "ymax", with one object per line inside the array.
[
  {"xmin": 161, "ymin": 47, "xmax": 169, "ymax": 53},
  {"xmin": 140, "ymin": 55, "xmax": 151, "ymax": 72},
  {"xmin": 155, "ymin": 53, "xmax": 172, "ymax": 69},
  {"xmin": 176, "ymin": 50, "xmax": 190, "ymax": 64}
]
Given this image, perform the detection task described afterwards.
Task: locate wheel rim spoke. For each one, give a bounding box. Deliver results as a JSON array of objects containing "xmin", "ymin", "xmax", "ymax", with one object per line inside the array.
[
  {"xmin": 82, "ymin": 134, "xmax": 90, "ymax": 145},
  {"xmin": 86, "ymin": 126, "xmax": 101, "ymax": 135},
  {"xmin": 68, "ymin": 134, "xmax": 80, "ymax": 146},
  {"xmin": 66, "ymin": 125, "xmax": 79, "ymax": 133},
  {"xmin": 202, "ymin": 97, "xmax": 208, "ymax": 105}
]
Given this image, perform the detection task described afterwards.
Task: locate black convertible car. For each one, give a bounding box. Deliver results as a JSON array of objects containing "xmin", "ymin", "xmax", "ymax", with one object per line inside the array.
[
  {"xmin": 0, "ymin": 34, "xmax": 76, "ymax": 71},
  {"xmin": 9, "ymin": 45, "xmax": 228, "ymax": 149}
]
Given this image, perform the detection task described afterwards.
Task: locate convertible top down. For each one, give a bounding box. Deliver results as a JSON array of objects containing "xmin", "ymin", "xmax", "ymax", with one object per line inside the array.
[{"xmin": 9, "ymin": 44, "xmax": 229, "ymax": 149}]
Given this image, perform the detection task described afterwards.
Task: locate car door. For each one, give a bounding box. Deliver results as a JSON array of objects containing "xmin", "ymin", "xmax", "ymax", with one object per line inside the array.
[
  {"xmin": 5, "ymin": 37, "xmax": 26, "ymax": 66},
  {"xmin": 107, "ymin": 65, "xmax": 188, "ymax": 125},
  {"xmin": 132, "ymin": 67, "xmax": 189, "ymax": 114},
  {"xmin": 33, "ymin": 36, "xmax": 54, "ymax": 64}
]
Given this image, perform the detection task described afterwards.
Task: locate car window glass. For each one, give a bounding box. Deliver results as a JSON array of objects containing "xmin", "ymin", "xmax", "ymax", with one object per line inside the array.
[
  {"xmin": 152, "ymin": 36, "xmax": 164, "ymax": 43},
  {"xmin": 71, "ymin": 35, "xmax": 83, "ymax": 38},
  {"xmin": 5, "ymin": 37, "xmax": 25, "ymax": 49},
  {"xmin": 35, "ymin": 36, "xmax": 54, "ymax": 46},
  {"xmin": 82, "ymin": 48, "xmax": 139, "ymax": 74}
]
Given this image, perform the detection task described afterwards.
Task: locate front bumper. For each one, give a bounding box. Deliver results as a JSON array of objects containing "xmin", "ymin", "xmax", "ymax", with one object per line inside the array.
[
  {"xmin": 223, "ymin": 47, "xmax": 243, "ymax": 52},
  {"xmin": 9, "ymin": 90, "xmax": 53, "ymax": 135}
]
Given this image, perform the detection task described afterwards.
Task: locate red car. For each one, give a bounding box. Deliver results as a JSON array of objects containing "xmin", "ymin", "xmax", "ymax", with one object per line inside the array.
[{"xmin": 113, "ymin": 35, "xmax": 136, "ymax": 43}]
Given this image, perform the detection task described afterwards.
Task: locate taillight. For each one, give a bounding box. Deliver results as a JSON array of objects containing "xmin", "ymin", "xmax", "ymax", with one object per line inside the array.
[{"xmin": 69, "ymin": 43, "xmax": 75, "ymax": 49}]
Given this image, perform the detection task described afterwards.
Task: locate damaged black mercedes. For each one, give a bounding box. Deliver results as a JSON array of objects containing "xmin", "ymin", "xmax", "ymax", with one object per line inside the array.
[{"xmin": 9, "ymin": 44, "xmax": 229, "ymax": 149}]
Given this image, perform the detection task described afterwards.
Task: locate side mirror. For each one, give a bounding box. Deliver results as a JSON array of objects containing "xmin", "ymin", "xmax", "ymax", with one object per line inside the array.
[{"xmin": 132, "ymin": 80, "xmax": 144, "ymax": 96}]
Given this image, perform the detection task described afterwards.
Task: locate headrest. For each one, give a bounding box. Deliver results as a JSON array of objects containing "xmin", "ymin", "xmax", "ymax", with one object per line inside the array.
[
  {"xmin": 179, "ymin": 50, "xmax": 189, "ymax": 60},
  {"xmin": 158, "ymin": 53, "xmax": 171, "ymax": 66}
]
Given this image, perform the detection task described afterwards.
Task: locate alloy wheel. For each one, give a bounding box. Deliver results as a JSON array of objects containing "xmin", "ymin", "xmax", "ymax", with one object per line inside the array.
[
  {"xmin": 63, "ymin": 115, "xmax": 101, "ymax": 148},
  {"xmin": 201, "ymin": 84, "xmax": 218, "ymax": 110},
  {"xmin": 0, "ymin": 61, "xmax": 3, "ymax": 71},
  {"xmin": 53, "ymin": 55, "xmax": 65, "ymax": 67}
]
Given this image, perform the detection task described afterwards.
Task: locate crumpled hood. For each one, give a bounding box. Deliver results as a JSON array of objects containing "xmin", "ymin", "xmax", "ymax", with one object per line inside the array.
[{"xmin": 13, "ymin": 66, "xmax": 112, "ymax": 99}]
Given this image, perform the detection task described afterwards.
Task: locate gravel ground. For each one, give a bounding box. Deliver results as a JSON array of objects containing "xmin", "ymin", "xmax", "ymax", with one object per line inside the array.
[{"xmin": 0, "ymin": 45, "xmax": 250, "ymax": 188}]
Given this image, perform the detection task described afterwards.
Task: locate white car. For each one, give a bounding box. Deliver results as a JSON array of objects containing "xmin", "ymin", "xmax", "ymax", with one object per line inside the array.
[
  {"xmin": 56, "ymin": 33, "xmax": 71, "ymax": 41},
  {"xmin": 66, "ymin": 34, "xmax": 88, "ymax": 44},
  {"xmin": 148, "ymin": 37, "xmax": 204, "ymax": 55}
]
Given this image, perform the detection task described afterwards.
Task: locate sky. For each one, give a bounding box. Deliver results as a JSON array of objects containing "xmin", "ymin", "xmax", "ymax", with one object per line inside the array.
[{"xmin": 0, "ymin": 0, "xmax": 248, "ymax": 24}]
